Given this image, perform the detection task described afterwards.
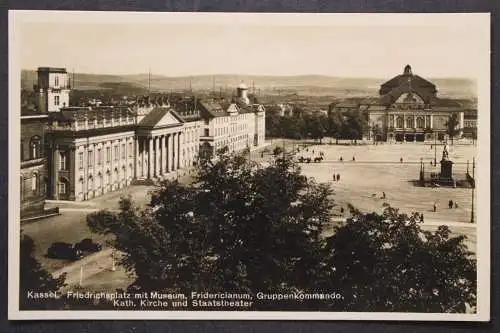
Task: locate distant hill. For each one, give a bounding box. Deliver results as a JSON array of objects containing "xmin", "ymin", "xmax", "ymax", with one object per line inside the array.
[{"xmin": 21, "ymin": 70, "xmax": 476, "ymax": 100}]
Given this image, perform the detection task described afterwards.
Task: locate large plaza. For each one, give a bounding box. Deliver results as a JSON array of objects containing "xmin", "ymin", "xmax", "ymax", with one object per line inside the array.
[{"xmin": 21, "ymin": 139, "xmax": 479, "ymax": 292}]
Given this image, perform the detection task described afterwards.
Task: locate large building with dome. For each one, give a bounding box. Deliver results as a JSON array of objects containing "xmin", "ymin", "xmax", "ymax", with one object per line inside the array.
[{"xmin": 331, "ymin": 65, "xmax": 477, "ymax": 142}]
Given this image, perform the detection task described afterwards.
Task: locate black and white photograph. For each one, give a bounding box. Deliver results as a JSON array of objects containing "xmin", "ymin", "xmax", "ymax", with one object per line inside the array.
[{"xmin": 8, "ymin": 11, "xmax": 490, "ymax": 321}]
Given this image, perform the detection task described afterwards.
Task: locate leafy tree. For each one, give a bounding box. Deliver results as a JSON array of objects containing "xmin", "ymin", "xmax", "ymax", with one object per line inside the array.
[
  {"xmin": 319, "ymin": 207, "xmax": 476, "ymax": 312},
  {"xmin": 88, "ymin": 150, "xmax": 334, "ymax": 306},
  {"xmin": 20, "ymin": 234, "xmax": 66, "ymax": 310},
  {"xmin": 445, "ymin": 113, "xmax": 461, "ymax": 144},
  {"xmin": 273, "ymin": 146, "xmax": 284, "ymax": 156},
  {"xmin": 327, "ymin": 112, "xmax": 344, "ymax": 144},
  {"xmin": 342, "ymin": 110, "xmax": 366, "ymax": 144},
  {"xmin": 308, "ymin": 115, "xmax": 327, "ymax": 144},
  {"xmin": 372, "ymin": 124, "xmax": 383, "ymax": 144}
]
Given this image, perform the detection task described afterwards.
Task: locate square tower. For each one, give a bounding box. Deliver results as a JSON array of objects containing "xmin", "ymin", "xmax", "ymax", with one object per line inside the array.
[{"xmin": 35, "ymin": 67, "xmax": 70, "ymax": 113}]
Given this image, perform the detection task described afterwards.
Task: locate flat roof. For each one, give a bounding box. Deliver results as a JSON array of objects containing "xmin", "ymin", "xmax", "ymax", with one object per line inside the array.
[{"xmin": 37, "ymin": 67, "xmax": 67, "ymax": 73}]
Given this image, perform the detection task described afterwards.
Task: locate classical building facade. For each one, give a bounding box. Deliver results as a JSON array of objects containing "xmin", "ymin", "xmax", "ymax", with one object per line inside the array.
[
  {"xmin": 331, "ymin": 65, "xmax": 477, "ymax": 142},
  {"xmin": 25, "ymin": 67, "xmax": 266, "ymax": 202}
]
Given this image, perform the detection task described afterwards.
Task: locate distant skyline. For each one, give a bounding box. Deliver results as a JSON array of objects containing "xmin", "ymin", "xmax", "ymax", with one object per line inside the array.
[{"xmin": 13, "ymin": 12, "xmax": 489, "ymax": 79}]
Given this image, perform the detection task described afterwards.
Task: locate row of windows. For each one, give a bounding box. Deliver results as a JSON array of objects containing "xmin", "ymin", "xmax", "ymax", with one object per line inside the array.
[
  {"xmin": 77, "ymin": 142, "xmax": 134, "ymax": 169},
  {"xmin": 76, "ymin": 117, "xmax": 133, "ymax": 128},
  {"xmin": 390, "ymin": 116, "xmax": 427, "ymax": 129}
]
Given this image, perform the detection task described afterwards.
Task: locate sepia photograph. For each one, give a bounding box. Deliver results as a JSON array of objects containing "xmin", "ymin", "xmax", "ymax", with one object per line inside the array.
[{"xmin": 8, "ymin": 11, "xmax": 490, "ymax": 321}]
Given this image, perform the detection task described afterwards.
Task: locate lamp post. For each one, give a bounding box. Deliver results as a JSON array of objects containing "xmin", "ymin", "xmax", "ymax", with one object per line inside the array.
[
  {"xmin": 434, "ymin": 132, "xmax": 437, "ymax": 166},
  {"xmin": 471, "ymin": 157, "xmax": 475, "ymax": 223}
]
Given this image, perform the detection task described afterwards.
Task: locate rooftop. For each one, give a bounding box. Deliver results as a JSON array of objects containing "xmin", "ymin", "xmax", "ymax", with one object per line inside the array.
[{"xmin": 37, "ymin": 67, "xmax": 67, "ymax": 74}]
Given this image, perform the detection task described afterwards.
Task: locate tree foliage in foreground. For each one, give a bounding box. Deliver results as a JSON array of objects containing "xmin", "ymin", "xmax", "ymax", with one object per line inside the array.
[
  {"xmin": 319, "ymin": 207, "xmax": 476, "ymax": 312},
  {"xmin": 87, "ymin": 149, "xmax": 476, "ymax": 312},
  {"xmin": 20, "ymin": 234, "xmax": 66, "ymax": 310}
]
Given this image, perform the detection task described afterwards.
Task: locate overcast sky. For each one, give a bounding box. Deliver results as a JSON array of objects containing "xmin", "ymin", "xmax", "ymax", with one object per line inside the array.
[{"xmin": 13, "ymin": 12, "xmax": 489, "ymax": 79}]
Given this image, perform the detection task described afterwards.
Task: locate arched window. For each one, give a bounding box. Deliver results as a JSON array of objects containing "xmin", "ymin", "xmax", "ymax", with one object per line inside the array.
[
  {"xmin": 416, "ymin": 117, "xmax": 425, "ymax": 128},
  {"xmin": 88, "ymin": 175, "xmax": 94, "ymax": 191},
  {"xmin": 58, "ymin": 177, "xmax": 69, "ymax": 195},
  {"xmin": 31, "ymin": 172, "xmax": 38, "ymax": 194},
  {"xmin": 396, "ymin": 116, "xmax": 404, "ymax": 128},
  {"xmin": 406, "ymin": 117, "xmax": 414, "ymax": 129},
  {"xmin": 30, "ymin": 136, "xmax": 41, "ymax": 159}
]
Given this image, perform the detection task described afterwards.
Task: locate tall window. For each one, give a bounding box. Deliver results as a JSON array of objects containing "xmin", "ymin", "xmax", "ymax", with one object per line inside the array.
[
  {"xmin": 121, "ymin": 144, "xmax": 126, "ymax": 159},
  {"xmin": 204, "ymin": 129, "xmax": 210, "ymax": 137},
  {"xmin": 58, "ymin": 182, "xmax": 66, "ymax": 194},
  {"xmin": 396, "ymin": 116, "xmax": 404, "ymax": 128},
  {"xmin": 97, "ymin": 148, "xmax": 102, "ymax": 165},
  {"xmin": 128, "ymin": 142, "xmax": 133, "ymax": 157},
  {"xmin": 416, "ymin": 117, "xmax": 425, "ymax": 128},
  {"xmin": 106, "ymin": 147, "xmax": 111, "ymax": 163},
  {"xmin": 54, "ymin": 95, "xmax": 60, "ymax": 106},
  {"xmin": 78, "ymin": 152, "xmax": 84, "ymax": 169},
  {"xmin": 114, "ymin": 146, "xmax": 119, "ymax": 161},
  {"xmin": 30, "ymin": 137, "xmax": 40, "ymax": 159},
  {"xmin": 54, "ymin": 76, "xmax": 59, "ymax": 87},
  {"xmin": 59, "ymin": 152, "xmax": 67, "ymax": 170},
  {"xmin": 31, "ymin": 173, "xmax": 38, "ymax": 193},
  {"xmin": 88, "ymin": 151, "xmax": 94, "ymax": 167},
  {"xmin": 406, "ymin": 117, "xmax": 414, "ymax": 129}
]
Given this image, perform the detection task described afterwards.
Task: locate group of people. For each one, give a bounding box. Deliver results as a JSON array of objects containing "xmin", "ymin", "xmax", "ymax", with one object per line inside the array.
[
  {"xmin": 338, "ymin": 156, "xmax": 356, "ymax": 162},
  {"xmin": 433, "ymin": 200, "xmax": 459, "ymax": 212},
  {"xmin": 332, "ymin": 173, "xmax": 341, "ymax": 182}
]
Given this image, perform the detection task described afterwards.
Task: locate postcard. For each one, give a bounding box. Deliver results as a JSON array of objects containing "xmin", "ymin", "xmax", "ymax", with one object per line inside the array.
[{"xmin": 8, "ymin": 10, "xmax": 490, "ymax": 321}]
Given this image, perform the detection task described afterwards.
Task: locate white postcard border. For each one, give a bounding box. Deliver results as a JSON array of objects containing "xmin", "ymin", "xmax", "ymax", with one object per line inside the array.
[{"xmin": 8, "ymin": 10, "xmax": 491, "ymax": 321}]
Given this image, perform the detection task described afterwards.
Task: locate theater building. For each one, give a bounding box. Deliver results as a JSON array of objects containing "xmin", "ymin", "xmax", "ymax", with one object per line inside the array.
[{"xmin": 331, "ymin": 65, "xmax": 476, "ymax": 142}]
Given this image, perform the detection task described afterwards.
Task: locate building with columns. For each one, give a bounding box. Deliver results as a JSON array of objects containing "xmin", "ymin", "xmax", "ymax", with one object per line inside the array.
[
  {"xmin": 331, "ymin": 65, "xmax": 476, "ymax": 142},
  {"xmin": 31, "ymin": 67, "xmax": 266, "ymax": 202}
]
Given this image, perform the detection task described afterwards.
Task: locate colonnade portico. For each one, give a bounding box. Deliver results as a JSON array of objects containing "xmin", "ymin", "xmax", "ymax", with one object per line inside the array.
[{"xmin": 135, "ymin": 130, "xmax": 182, "ymax": 180}]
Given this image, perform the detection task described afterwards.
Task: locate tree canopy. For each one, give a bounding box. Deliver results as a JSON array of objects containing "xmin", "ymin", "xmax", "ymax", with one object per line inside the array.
[
  {"xmin": 445, "ymin": 113, "xmax": 461, "ymax": 144},
  {"xmin": 87, "ymin": 149, "xmax": 476, "ymax": 312},
  {"xmin": 20, "ymin": 234, "xmax": 67, "ymax": 310}
]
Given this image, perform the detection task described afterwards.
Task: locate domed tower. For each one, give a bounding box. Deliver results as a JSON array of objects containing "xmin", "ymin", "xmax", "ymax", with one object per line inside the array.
[
  {"xmin": 237, "ymin": 82, "xmax": 250, "ymax": 105},
  {"xmin": 404, "ymin": 64, "xmax": 413, "ymax": 76}
]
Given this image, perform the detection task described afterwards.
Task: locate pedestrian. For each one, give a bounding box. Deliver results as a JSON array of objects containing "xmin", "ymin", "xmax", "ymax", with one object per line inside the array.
[
  {"xmin": 340, "ymin": 156, "xmax": 343, "ymax": 162},
  {"xmin": 400, "ymin": 157, "xmax": 403, "ymax": 163},
  {"xmin": 333, "ymin": 174, "xmax": 336, "ymax": 182},
  {"xmin": 448, "ymin": 200, "xmax": 453, "ymax": 209},
  {"xmin": 382, "ymin": 191, "xmax": 386, "ymax": 199},
  {"xmin": 340, "ymin": 207, "xmax": 345, "ymax": 214},
  {"xmin": 420, "ymin": 213, "xmax": 424, "ymax": 222},
  {"xmin": 312, "ymin": 150, "xmax": 315, "ymax": 154},
  {"xmin": 336, "ymin": 174, "xmax": 340, "ymax": 181},
  {"xmin": 455, "ymin": 202, "xmax": 459, "ymax": 208},
  {"xmin": 433, "ymin": 203, "xmax": 437, "ymax": 212},
  {"xmin": 352, "ymin": 156, "xmax": 356, "ymax": 162},
  {"xmin": 261, "ymin": 152, "xmax": 264, "ymax": 158}
]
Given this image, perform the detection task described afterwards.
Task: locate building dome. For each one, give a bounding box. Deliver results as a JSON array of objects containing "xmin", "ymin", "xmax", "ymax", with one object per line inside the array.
[
  {"xmin": 404, "ymin": 64, "xmax": 412, "ymax": 75},
  {"xmin": 237, "ymin": 82, "xmax": 248, "ymax": 90}
]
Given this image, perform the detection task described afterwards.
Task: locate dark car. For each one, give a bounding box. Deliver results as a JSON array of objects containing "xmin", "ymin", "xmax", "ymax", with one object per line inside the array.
[
  {"xmin": 47, "ymin": 242, "xmax": 83, "ymax": 260},
  {"xmin": 74, "ymin": 238, "xmax": 102, "ymax": 253}
]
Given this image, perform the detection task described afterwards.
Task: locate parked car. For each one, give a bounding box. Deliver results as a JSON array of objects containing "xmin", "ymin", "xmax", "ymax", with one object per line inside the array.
[
  {"xmin": 47, "ymin": 242, "xmax": 83, "ymax": 260},
  {"xmin": 74, "ymin": 238, "xmax": 102, "ymax": 253}
]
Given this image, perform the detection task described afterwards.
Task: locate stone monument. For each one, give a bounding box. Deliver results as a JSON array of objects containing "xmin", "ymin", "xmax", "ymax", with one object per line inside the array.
[{"xmin": 440, "ymin": 143, "xmax": 453, "ymax": 181}]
